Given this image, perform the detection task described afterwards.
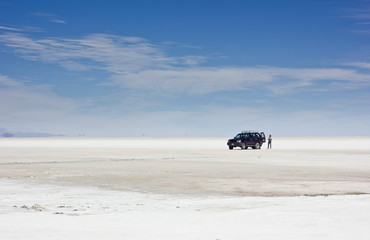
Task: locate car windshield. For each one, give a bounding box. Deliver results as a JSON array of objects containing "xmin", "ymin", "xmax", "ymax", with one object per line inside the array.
[{"xmin": 235, "ymin": 134, "xmax": 243, "ymax": 139}]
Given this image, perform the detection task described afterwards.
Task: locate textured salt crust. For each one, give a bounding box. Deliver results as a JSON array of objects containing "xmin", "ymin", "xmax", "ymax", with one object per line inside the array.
[{"xmin": 1, "ymin": 137, "xmax": 369, "ymax": 196}]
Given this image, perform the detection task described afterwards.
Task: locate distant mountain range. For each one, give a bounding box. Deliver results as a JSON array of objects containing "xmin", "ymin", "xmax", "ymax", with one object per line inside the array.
[{"xmin": 0, "ymin": 128, "xmax": 64, "ymax": 138}]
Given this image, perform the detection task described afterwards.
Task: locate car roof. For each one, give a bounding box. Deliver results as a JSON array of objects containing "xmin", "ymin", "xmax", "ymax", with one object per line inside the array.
[{"xmin": 240, "ymin": 131, "xmax": 260, "ymax": 134}]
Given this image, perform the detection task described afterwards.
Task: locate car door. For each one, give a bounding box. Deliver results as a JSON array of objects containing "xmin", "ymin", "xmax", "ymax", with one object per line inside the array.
[
  {"xmin": 248, "ymin": 133, "xmax": 257, "ymax": 146},
  {"xmin": 260, "ymin": 132, "xmax": 266, "ymax": 142}
]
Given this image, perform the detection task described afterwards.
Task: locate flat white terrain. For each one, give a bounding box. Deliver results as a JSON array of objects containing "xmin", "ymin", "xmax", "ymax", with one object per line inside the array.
[{"xmin": 1, "ymin": 137, "xmax": 370, "ymax": 239}]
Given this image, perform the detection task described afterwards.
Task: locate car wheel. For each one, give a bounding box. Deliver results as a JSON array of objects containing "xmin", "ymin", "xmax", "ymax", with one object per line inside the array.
[
  {"xmin": 229, "ymin": 146, "xmax": 233, "ymax": 150},
  {"xmin": 241, "ymin": 143, "xmax": 246, "ymax": 149},
  {"xmin": 255, "ymin": 142, "xmax": 260, "ymax": 149}
]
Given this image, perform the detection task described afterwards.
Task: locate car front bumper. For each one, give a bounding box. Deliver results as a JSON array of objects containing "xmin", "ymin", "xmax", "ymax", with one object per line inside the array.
[{"xmin": 227, "ymin": 141, "xmax": 242, "ymax": 147}]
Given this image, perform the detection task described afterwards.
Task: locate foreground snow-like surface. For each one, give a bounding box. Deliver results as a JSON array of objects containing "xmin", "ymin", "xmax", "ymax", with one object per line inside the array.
[
  {"xmin": 1, "ymin": 137, "xmax": 370, "ymax": 239},
  {"xmin": 1, "ymin": 179, "xmax": 370, "ymax": 240}
]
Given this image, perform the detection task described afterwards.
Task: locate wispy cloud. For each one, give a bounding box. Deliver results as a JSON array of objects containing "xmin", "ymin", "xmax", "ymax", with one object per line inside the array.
[
  {"xmin": 51, "ymin": 19, "xmax": 67, "ymax": 24},
  {"xmin": 339, "ymin": 5, "xmax": 370, "ymax": 34},
  {"xmin": 117, "ymin": 66, "xmax": 370, "ymax": 94},
  {"xmin": 1, "ymin": 32, "xmax": 370, "ymax": 95},
  {"xmin": 1, "ymin": 72, "xmax": 369, "ymax": 137},
  {"xmin": 0, "ymin": 25, "xmax": 23, "ymax": 32},
  {"xmin": 0, "ymin": 75, "xmax": 22, "ymax": 87},
  {"xmin": 32, "ymin": 12, "xmax": 67, "ymax": 24},
  {"xmin": 0, "ymin": 33, "xmax": 176, "ymax": 71},
  {"xmin": 345, "ymin": 62, "xmax": 370, "ymax": 69},
  {"xmin": 0, "ymin": 74, "xmax": 263, "ymax": 136},
  {"xmin": 346, "ymin": 8, "xmax": 370, "ymax": 20}
]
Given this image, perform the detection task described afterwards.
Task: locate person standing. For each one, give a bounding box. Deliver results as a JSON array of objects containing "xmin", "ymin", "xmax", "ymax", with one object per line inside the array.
[{"xmin": 267, "ymin": 135, "xmax": 272, "ymax": 149}]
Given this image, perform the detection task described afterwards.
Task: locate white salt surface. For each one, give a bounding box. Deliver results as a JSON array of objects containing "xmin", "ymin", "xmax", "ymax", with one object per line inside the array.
[
  {"xmin": 0, "ymin": 179, "xmax": 370, "ymax": 240},
  {"xmin": 1, "ymin": 137, "xmax": 370, "ymax": 239}
]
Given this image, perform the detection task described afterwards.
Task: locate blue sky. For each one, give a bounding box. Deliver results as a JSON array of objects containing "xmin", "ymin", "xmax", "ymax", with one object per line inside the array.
[{"xmin": 1, "ymin": 0, "xmax": 370, "ymax": 137}]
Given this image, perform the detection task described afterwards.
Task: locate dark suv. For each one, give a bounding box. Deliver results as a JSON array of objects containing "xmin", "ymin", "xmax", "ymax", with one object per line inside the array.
[{"xmin": 227, "ymin": 131, "xmax": 266, "ymax": 150}]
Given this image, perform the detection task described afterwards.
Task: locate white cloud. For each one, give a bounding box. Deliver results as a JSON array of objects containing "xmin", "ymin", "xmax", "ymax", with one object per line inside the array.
[
  {"xmin": 32, "ymin": 12, "xmax": 67, "ymax": 24},
  {"xmin": 345, "ymin": 62, "xmax": 370, "ymax": 69},
  {"xmin": 114, "ymin": 66, "xmax": 370, "ymax": 94},
  {"xmin": 0, "ymin": 74, "xmax": 261, "ymax": 136},
  {"xmin": 0, "ymin": 25, "xmax": 23, "ymax": 31},
  {"xmin": 51, "ymin": 19, "xmax": 67, "ymax": 24},
  {"xmin": 0, "ymin": 75, "xmax": 22, "ymax": 87},
  {"xmin": 1, "ymin": 32, "xmax": 370, "ymax": 96},
  {"xmin": 0, "ymin": 33, "xmax": 175, "ymax": 72},
  {"xmin": 1, "ymin": 73, "xmax": 369, "ymax": 137}
]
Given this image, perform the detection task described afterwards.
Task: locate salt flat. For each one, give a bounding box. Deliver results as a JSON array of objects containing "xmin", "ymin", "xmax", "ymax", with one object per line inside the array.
[
  {"xmin": 0, "ymin": 137, "xmax": 370, "ymax": 239},
  {"xmin": 1, "ymin": 137, "xmax": 370, "ymax": 196}
]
